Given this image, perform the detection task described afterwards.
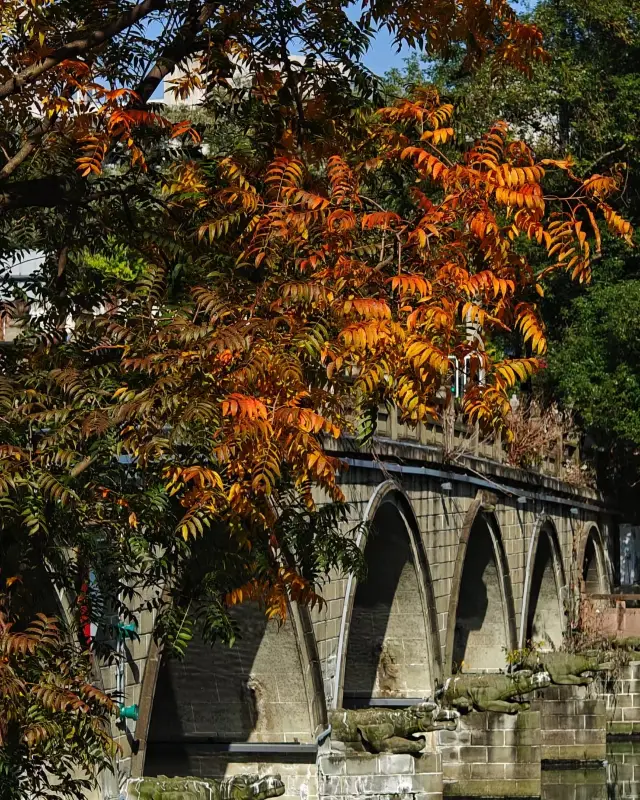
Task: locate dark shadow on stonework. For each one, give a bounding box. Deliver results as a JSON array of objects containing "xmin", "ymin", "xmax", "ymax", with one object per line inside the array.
[
  {"xmin": 526, "ymin": 530, "xmax": 563, "ymax": 650},
  {"xmin": 343, "ymin": 502, "xmax": 432, "ymax": 701},
  {"xmin": 145, "ymin": 599, "xmax": 314, "ymax": 777},
  {"xmin": 452, "ymin": 515, "xmax": 507, "ymax": 672},
  {"xmin": 145, "ymin": 612, "xmax": 264, "ymax": 776},
  {"xmin": 583, "ymin": 534, "xmax": 603, "ymax": 595}
]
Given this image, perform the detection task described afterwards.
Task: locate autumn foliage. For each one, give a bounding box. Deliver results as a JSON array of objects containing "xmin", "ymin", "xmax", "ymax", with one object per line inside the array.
[
  {"xmin": 0, "ymin": 0, "xmax": 633, "ymax": 716},
  {"xmin": 0, "ymin": 614, "xmax": 116, "ymax": 799},
  {"xmin": 0, "ymin": 84, "xmax": 631, "ymax": 624}
]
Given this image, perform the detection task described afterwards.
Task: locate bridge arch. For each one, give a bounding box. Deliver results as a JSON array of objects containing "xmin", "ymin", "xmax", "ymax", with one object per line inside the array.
[
  {"xmin": 519, "ymin": 516, "xmax": 566, "ymax": 650},
  {"xmin": 579, "ymin": 524, "xmax": 610, "ymax": 596},
  {"xmin": 135, "ymin": 598, "xmax": 325, "ymax": 777},
  {"xmin": 335, "ymin": 481, "xmax": 441, "ymax": 708},
  {"xmin": 446, "ymin": 496, "xmax": 517, "ymax": 673}
]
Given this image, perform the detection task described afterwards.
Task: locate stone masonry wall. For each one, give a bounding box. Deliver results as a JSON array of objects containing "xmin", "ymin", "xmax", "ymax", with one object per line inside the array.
[
  {"xmin": 607, "ymin": 740, "xmax": 640, "ymax": 799},
  {"xmin": 531, "ymin": 686, "xmax": 606, "ymax": 763},
  {"xmin": 438, "ymin": 710, "xmax": 541, "ymax": 797},
  {"xmin": 599, "ymin": 661, "xmax": 640, "ymax": 736},
  {"xmin": 318, "ymin": 748, "xmax": 442, "ymax": 800},
  {"xmin": 541, "ymin": 765, "xmax": 607, "ymax": 800}
]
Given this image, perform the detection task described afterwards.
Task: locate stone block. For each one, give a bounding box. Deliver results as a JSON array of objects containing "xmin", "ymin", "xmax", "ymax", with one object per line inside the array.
[
  {"xmin": 504, "ymin": 762, "xmax": 540, "ymax": 780},
  {"xmin": 574, "ymin": 785, "xmax": 607, "ymax": 800},
  {"xmin": 414, "ymin": 773, "xmax": 444, "ymax": 793},
  {"xmin": 472, "ymin": 729, "xmax": 504, "ymax": 746},
  {"xmin": 513, "ymin": 745, "xmax": 541, "ymax": 763},
  {"xmin": 345, "ymin": 756, "xmax": 378, "ymax": 776},
  {"xmin": 458, "ymin": 745, "xmax": 488, "ymax": 762},
  {"xmin": 575, "ymin": 728, "xmax": 605, "ymax": 745},
  {"xmin": 318, "ymin": 756, "xmax": 346, "ymax": 776},
  {"xmin": 553, "ymin": 743, "xmax": 606, "ymax": 761},
  {"xmin": 544, "ymin": 730, "xmax": 576, "ymax": 746},
  {"xmin": 376, "ymin": 753, "xmax": 414, "ymax": 775},
  {"xmin": 608, "ymin": 720, "xmax": 640, "ymax": 735},
  {"xmin": 469, "ymin": 763, "xmax": 506, "ymax": 780},
  {"xmin": 504, "ymin": 728, "xmax": 539, "ymax": 745},
  {"xmin": 458, "ymin": 713, "xmax": 489, "ymax": 731},
  {"xmin": 577, "ymin": 715, "xmax": 603, "ymax": 729},
  {"xmin": 487, "ymin": 746, "xmax": 514, "ymax": 763},
  {"xmin": 414, "ymin": 753, "xmax": 441, "ymax": 774},
  {"xmin": 442, "ymin": 762, "xmax": 472, "ymax": 781},
  {"xmin": 493, "ymin": 778, "xmax": 541, "ymax": 797}
]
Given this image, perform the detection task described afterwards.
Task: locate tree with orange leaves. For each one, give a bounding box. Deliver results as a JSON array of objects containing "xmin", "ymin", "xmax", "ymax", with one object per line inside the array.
[{"xmin": 0, "ymin": 0, "xmax": 631, "ymax": 754}]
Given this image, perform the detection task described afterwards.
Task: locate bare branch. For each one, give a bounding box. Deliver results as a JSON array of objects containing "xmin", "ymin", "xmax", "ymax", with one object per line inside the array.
[
  {"xmin": 134, "ymin": 0, "xmax": 217, "ymax": 104},
  {"xmin": 0, "ymin": 0, "xmax": 167, "ymax": 101},
  {"xmin": 0, "ymin": 119, "xmax": 54, "ymax": 180}
]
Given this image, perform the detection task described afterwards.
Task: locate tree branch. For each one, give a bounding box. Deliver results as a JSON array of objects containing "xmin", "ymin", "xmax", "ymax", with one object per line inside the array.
[
  {"xmin": 588, "ymin": 143, "xmax": 628, "ymax": 171},
  {"xmin": 134, "ymin": 0, "xmax": 217, "ymax": 104},
  {"xmin": 0, "ymin": 0, "xmax": 167, "ymax": 101},
  {"xmin": 0, "ymin": 118, "xmax": 55, "ymax": 181}
]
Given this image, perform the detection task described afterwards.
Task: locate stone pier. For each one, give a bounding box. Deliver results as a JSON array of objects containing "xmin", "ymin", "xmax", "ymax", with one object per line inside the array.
[
  {"xmin": 601, "ymin": 660, "xmax": 640, "ymax": 736},
  {"xmin": 439, "ymin": 711, "xmax": 541, "ymax": 797},
  {"xmin": 531, "ymin": 685, "xmax": 606, "ymax": 763},
  {"xmin": 607, "ymin": 740, "xmax": 640, "ymax": 799},
  {"xmin": 317, "ymin": 749, "xmax": 442, "ymax": 800},
  {"xmin": 541, "ymin": 765, "xmax": 607, "ymax": 800}
]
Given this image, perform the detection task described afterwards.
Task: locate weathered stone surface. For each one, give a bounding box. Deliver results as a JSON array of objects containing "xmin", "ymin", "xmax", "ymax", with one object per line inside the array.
[
  {"xmin": 318, "ymin": 748, "xmax": 442, "ymax": 800},
  {"xmin": 127, "ymin": 774, "xmax": 285, "ymax": 800},
  {"xmin": 441, "ymin": 711, "xmax": 541, "ymax": 797},
  {"xmin": 439, "ymin": 671, "xmax": 550, "ymax": 714},
  {"xmin": 329, "ymin": 703, "xmax": 457, "ymax": 754}
]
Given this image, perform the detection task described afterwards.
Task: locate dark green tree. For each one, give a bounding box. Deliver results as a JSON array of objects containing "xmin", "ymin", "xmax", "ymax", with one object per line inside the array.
[{"xmin": 390, "ymin": 0, "xmax": 640, "ymax": 515}]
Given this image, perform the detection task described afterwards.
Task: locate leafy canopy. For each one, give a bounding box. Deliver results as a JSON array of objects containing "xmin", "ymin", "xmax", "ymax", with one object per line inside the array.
[
  {"xmin": 402, "ymin": 0, "xmax": 640, "ymax": 512},
  {"xmin": 0, "ymin": 614, "xmax": 116, "ymax": 800}
]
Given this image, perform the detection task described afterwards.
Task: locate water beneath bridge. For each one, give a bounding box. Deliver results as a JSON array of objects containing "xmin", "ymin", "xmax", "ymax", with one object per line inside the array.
[{"xmin": 541, "ymin": 741, "xmax": 640, "ymax": 800}]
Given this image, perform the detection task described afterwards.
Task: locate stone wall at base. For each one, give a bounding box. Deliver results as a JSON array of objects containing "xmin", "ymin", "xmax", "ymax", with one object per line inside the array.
[
  {"xmin": 600, "ymin": 661, "xmax": 640, "ymax": 736},
  {"xmin": 438, "ymin": 710, "xmax": 540, "ymax": 797},
  {"xmin": 317, "ymin": 749, "xmax": 442, "ymax": 800},
  {"xmin": 530, "ymin": 685, "xmax": 606, "ymax": 762},
  {"xmin": 541, "ymin": 765, "xmax": 607, "ymax": 800},
  {"xmin": 607, "ymin": 740, "xmax": 640, "ymax": 799}
]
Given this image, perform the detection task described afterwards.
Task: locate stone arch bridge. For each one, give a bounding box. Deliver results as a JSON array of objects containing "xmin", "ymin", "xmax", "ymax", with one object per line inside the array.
[{"xmin": 107, "ymin": 423, "xmax": 619, "ymax": 800}]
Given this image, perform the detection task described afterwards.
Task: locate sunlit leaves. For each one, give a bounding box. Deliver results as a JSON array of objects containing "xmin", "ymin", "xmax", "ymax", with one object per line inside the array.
[{"xmin": 0, "ymin": 613, "xmax": 116, "ymax": 799}]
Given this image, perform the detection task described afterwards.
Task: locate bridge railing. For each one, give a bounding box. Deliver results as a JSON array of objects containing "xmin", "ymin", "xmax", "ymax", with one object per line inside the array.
[{"xmin": 375, "ymin": 403, "xmax": 582, "ymax": 482}]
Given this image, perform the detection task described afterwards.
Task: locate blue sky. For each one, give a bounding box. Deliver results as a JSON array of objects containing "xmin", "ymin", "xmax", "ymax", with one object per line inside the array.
[
  {"xmin": 360, "ymin": 28, "xmax": 413, "ymax": 76},
  {"xmin": 359, "ymin": 0, "xmax": 537, "ymax": 76}
]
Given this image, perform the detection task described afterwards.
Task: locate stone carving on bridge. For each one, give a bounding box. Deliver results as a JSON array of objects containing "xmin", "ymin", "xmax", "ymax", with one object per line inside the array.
[
  {"xmin": 126, "ymin": 774, "xmax": 286, "ymax": 800},
  {"xmin": 329, "ymin": 701, "xmax": 459, "ymax": 754},
  {"xmin": 438, "ymin": 670, "xmax": 551, "ymax": 714},
  {"xmin": 610, "ymin": 636, "xmax": 640, "ymax": 651},
  {"xmin": 521, "ymin": 651, "xmax": 613, "ymax": 686}
]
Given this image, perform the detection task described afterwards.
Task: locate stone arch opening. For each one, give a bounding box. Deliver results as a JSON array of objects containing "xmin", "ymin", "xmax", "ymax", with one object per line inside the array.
[
  {"xmin": 524, "ymin": 525, "xmax": 565, "ymax": 650},
  {"xmin": 451, "ymin": 511, "xmax": 514, "ymax": 672},
  {"xmin": 582, "ymin": 528, "xmax": 606, "ymax": 595},
  {"xmin": 342, "ymin": 498, "xmax": 436, "ymax": 703},
  {"xmin": 143, "ymin": 602, "xmax": 319, "ymax": 777}
]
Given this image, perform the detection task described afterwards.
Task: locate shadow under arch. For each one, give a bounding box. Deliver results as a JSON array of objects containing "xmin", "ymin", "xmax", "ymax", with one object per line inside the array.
[
  {"xmin": 579, "ymin": 524, "xmax": 610, "ymax": 596},
  {"xmin": 519, "ymin": 516, "xmax": 566, "ymax": 650},
  {"xmin": 445, "ymin": 497, "xmax": 517, "ymax": 674},
  {"xmin": 334, "ymin": 481, "xmax": 441, "ymax": 709},
  {"xmin": 136, "ymin": 598, "xmax": 325, "ymax": 778}
]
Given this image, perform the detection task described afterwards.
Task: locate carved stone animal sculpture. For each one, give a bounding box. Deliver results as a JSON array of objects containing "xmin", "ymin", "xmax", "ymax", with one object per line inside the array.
[
  {"xmin": 329, "ymin": 701, "xmax": 458, "ymax": 754},
  {"xmin": 127, "ymin": 774, "xmax": 285, "ymax": 800},
  {"xmin": 610, "ymin": 637, "xmax": 640, "ymax": 651},
  {"xmin": 521, "ymin": 651, "xmax": 613, "ymax": 686},
  {"xmin": 438, "ymin": 670, "xmax": 551, "ymax": 714}
]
